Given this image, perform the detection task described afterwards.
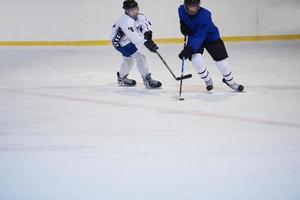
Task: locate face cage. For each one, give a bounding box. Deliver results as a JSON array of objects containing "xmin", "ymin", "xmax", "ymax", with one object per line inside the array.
[
  {"xmin": 184, "ymin": 3, "xmax": 200, "ymax": 16},
  {"xmin": 125, "ymin": 6, "xmax": 139, "ymax": 19}
]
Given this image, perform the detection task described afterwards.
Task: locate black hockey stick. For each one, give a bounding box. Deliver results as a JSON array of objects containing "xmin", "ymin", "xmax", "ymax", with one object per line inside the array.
[
  {"xmin": 178, "ymin": 36, "xmax": 188, "ymax": 101},
  {"xmin": 156, "ymin": 51, "xmax": 192, "ymax": 81}
]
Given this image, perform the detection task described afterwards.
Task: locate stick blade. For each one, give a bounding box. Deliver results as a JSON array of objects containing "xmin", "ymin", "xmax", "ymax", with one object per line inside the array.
[
  {"xmin": 172, "ymin": 95, "xmax": 185, "ymax": 101},
  {"xmin": 176, "ymin": 74, "xmax": 192, "ymax": 80}
]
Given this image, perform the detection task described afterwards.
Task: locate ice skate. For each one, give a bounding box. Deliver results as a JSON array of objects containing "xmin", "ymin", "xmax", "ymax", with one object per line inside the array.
[
  {"xmin": 142, "ymin": 73, "xmax": 162, "ymax": 89},
  {"xmin": 117, "ymin": 72, "xmax": 136, "ymax": 87},
  {"xmin": 205, "ymin": 78, "xmax": 213, "ymax": 91},
  {"xmin": 222, "ymin": 78, "xmax": 244, "ymax": 92}
]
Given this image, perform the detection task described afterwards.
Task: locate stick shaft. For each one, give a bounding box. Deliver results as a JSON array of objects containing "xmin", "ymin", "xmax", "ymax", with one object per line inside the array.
[
  {"xmin": 179, "ymin": 36, "xmax": 188, "ymax": 98},
  {"xmin": 156, "ymin": 51, "xmax": 177, "ymax": 79}
]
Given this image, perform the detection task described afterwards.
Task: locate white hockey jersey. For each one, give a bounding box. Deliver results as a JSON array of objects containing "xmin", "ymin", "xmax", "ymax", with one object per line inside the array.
[{"xmin": 111, "ymin": 13, "xmax": 152, "ymax": 48}]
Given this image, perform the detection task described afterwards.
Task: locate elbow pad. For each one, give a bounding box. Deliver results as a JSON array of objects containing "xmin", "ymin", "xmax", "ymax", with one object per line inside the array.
[{"xmin": 180, "ymin": 20, "xmax": 191, "ymax": 36}]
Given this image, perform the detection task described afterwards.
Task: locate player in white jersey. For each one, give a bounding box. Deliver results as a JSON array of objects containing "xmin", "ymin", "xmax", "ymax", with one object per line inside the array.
[{"xmin": 111, "ymin": 0, "xmax": 162, "ymax": 88}]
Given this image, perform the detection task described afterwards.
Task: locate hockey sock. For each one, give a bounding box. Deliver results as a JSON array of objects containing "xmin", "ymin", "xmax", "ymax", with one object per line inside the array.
[
  {"xmin": 132, "ymin": 52, "xmax": 150, "ymax": 78},
  {"xmin": 216, "ymin": 59, "xmax": 234, "ymax": 85},
  {"xmin": 191, "ymin": 53, "xmax": 211, "ymax": 82},
  {"xmin": 119, "ymin": 56, "xmax": 134, "ymax": 78}
]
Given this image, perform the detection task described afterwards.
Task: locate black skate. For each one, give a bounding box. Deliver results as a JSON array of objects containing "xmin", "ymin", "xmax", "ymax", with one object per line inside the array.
[
  {"xmin": 205, "ymin": 78, "xmax": 214, "ymax": 91},
  {"xmin": 222, "ymin": 78, "xmax": 244, "ymax": 92},
  {"xmin": 142, "ymin": 73, "xmax": 162, "ymax": 89},
  {"xmin": 117, "ymin": 72, "xmax": 136, "ymax": 87}
]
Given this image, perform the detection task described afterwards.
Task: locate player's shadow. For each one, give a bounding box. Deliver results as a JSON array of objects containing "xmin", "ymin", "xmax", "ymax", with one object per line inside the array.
[
  {"xmin": 182, "ymin": 84, "xmax": 244, "ymax": 102},
  {"xmin": 111, "ymin": 83, "xmax": 168, "ymax": 98}
]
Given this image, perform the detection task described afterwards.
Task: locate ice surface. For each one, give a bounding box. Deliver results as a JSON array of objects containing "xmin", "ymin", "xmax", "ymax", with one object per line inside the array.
[{"xmin": 0, "ymin": 41, "xmax": 300, "ymax": 200}]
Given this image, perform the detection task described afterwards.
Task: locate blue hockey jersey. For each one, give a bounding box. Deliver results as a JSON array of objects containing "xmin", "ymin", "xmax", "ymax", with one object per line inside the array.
[{"xmin": 178, "ymin": 5, "xmax": 220, "ymax": 51}]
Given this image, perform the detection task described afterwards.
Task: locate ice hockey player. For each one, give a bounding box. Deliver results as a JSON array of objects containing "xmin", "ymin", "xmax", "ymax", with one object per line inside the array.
[
  {"xmin": 178, "ymin": 0, "xmax": 244, "ymax": 92},
  {"xmin": 110, "ymin": 0, "xmax": 162, "ymax": 88}
]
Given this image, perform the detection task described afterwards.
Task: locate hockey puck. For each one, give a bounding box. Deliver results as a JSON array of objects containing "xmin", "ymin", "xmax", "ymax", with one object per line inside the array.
[{"xmin": 179, "ymin": 97, "xmax": 185, "ymax": 101}]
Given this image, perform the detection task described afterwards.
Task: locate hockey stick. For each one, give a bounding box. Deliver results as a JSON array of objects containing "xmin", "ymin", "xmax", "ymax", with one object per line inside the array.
[
  {"xmin": 178, "ymin": 36, "xmax": 188, "ymax": 101},
  {"xmin": 156, "ymin": 51, "xmax": 192, "ymax": 81}
]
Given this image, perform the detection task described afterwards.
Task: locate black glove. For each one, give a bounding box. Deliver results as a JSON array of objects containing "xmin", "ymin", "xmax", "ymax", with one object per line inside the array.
[
  {"xmin": 144, "ymin": 31, "xmax": 153, "ymax": 41},
  {"xmin": 144, "ymin": 40, "xmax": 158, "ymax": 53},
  {"xmin": 180, "ymin": 20, "xmax": 191, "ymax": 36},
  {"xmin": 179, "ymin": 45, "xmax": 193, "ymax": 60}
]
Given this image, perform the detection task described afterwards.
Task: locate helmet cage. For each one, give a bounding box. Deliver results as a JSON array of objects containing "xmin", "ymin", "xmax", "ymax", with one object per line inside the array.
[{"xmin": 184, "ymin": 0, "xmax": 200, "ymax": 16}]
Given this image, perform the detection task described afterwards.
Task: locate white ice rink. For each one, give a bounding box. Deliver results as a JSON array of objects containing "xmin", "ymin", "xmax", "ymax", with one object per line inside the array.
[{"xmin": 1, "ymin": 41, "xmax": 300, "ymax": 200}]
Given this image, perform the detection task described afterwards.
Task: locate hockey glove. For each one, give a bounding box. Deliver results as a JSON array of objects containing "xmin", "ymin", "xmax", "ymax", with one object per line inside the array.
[
  {"xmin": 144, "ymin": 40, "xmax": 158, "ymax": 53},
  {"xmin": 179, "ymin": 45, "xmax": 193, "ymax": 60},
  {"xmin": 180, "ymin": 20, "xmax": 192, "ymax": 36},
  {"xmin": 144, "ymin": 31, "xmax": 153, "ymax": 41}
]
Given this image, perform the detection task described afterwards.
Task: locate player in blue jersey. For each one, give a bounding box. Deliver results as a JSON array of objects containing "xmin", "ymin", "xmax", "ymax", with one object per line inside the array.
[{"xmin": 178, "ymin": 0, "xmax": 244, "ymax": 92}]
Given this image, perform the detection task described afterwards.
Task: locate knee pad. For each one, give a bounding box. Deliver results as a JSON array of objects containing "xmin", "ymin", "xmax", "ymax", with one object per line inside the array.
[
  {"xmin": 132, "ymin": 52, "xmax": 149, "ymax": 77},
  {"xmin": 132, "ymin": 52, "xmax": 146, "ymax": 64},
  {"xmin": 191, "ymin": 53, "xmax": 206, "ymax": 73},
  {"xmin": 123, "ymin": 57, "xmax": 134, "ymax": 66}
]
